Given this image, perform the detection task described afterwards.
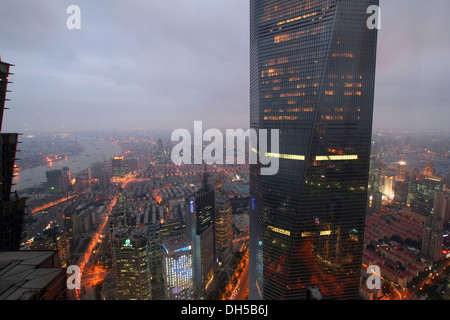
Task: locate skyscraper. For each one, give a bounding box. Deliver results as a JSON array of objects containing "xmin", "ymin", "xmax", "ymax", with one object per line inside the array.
[
  {"xmin": 215, "ymin": 181, "xmax": 233, "ymax": 267},
  {"xmin": 112, "ymin": 156, "xmax": 128, "ymax": 177},
  {"xmin": 185, "ymin": 168, "xmax": 216, "ymax": 299},
  {"xmin": 0, "ymin": 58, "xmax": 26, "ymax": 251},
  {"xmin": 156, "ymin": 138, "xmax": 165, "ymax": 165},
  {"xmin": 112, "ymin": 156, "xmax": 123, "ymax": 177},
  {"xmin": 46, "ymin": 169, "xmax": 62, "ymax": 192},
  {"xmin": 145, "ymin": 219, "xmax": 186, "ymax": 288},
  {"xmin": 249, "ymin": 1, "xmax": 379, "ymax": 300},
  {"xmin": 112, "ymin": 228, "xmax": 152, "ymax": 300},
  {"xmin": 422, "ymin": 214, "xmax": 444, "ymax": 262},
  {"xmin": 434, "ymin": 191, "xmax": 450, "ymax": 225},
  {"xmin": 61, "ymin": 167, "xmax": 71, "ymax": 194},
  {"xmin": 396, "ymin": 160, "xmax": 408, "ymax": 181},
  {"xmin": 408, "ymin": 176, "xmax": 443, "ymax": 215},
  {"xmin": 162, "ymin": 234, "xmax": 194, "ymax": 300},
  {"xmin": 30, "ymin": 226, "xmax": 71, "ymax": 268}
]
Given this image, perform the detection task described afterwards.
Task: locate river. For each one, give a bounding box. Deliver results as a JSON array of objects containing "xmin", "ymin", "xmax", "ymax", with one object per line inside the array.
[{"xmin": 13, "ymin": 137, "xmax": 122, "ymax": 192}]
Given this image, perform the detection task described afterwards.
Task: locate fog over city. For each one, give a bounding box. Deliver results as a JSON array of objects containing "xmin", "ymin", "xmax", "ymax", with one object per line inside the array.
[{"xmin": 0, "ymin": 0, "xmax": 449, "ymax": 132}]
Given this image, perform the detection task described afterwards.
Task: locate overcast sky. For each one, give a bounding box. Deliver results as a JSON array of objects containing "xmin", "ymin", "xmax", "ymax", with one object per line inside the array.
[{"xmin": 0, "ymin": 0, "xmax": 449, "ymax": 133}]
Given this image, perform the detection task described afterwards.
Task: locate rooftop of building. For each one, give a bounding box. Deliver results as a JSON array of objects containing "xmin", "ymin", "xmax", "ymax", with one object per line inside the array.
[
  {"xmin": 162, "ymin": 234, "xmax": 192, "ymax": 252},
  {"xmin": 0, "ymin": 61, "xmax": 14, "ymax": 69},
  {"xmin": 0, "ymin": 251, "xmax": 65, "ymax": 300}
]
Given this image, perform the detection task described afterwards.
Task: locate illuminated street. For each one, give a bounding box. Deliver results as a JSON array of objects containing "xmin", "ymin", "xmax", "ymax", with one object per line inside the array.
[
  {"xmin": 221, "ymin": 247, "xmax": 249, "ymax": 300},
  {"xmin": 31, "ymin": 194, "xmax": 77, "ymax": 214},
  {"xmin": 77, "ymin": 195, "xmax": 117, "ymax": 300}
]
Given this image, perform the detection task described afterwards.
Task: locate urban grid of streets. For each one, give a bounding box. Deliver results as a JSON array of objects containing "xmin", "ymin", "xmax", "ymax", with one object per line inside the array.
[
  {"xmin": 21, "ymin": 131, "xmax": 450, "ymax": 301},
  {"xmin": 24, "ymin": 150, "xmax": 251, "ymax": 300}
]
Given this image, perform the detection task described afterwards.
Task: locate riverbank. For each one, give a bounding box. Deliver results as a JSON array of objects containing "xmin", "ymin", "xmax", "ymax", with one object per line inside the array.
[{"xmin": 14, "ymin": 137, "xmax": 122, "ymax": 193}]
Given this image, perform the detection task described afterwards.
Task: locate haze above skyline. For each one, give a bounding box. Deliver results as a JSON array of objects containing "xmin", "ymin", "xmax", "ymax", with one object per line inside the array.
[{"xmin": 1, "ymin": 0, "xmax": 449, "ymax": 133}]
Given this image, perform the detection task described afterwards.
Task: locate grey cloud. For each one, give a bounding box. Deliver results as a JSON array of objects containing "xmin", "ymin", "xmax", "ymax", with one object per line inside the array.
[{"xmin": 0, "ymin": 0, "xmax": 448, "ymax": 132}]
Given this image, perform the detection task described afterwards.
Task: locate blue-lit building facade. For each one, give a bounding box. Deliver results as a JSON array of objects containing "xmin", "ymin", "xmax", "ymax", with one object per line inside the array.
[{"xmin": 162, "ymin": 234, "xmax": 194, "ymax": 300}]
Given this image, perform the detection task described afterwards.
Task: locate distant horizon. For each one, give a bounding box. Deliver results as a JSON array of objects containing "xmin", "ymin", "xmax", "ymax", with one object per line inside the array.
[{"xmin": 15, "ymin": 126, "xmax": 450, "ymax": 135}]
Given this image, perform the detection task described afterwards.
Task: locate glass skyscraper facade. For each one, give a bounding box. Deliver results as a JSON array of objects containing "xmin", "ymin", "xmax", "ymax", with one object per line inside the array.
[
  {"xmin": 185, "ymin": 170, "xmax": 216, "ymax": 299},
  {"xmin": 249, "ymin": 0, "xmax": 379, "ymax": 299}
]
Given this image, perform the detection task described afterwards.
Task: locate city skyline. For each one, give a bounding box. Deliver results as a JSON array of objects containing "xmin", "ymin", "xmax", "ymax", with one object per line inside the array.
[
  {"xmin": 0, "ymin": 0, "xmax": 449, "ymax": 133},
  {"xmin": 0, "ymin": 0, "xmax": 449, "ymax": 304}
]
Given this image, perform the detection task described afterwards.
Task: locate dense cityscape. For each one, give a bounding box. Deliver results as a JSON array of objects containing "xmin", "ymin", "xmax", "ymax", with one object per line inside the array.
[
  {"xmin": 0, "ymin": 0, "xmax": 449, "ymax": 308},
  {"xmin": 1, "ymin": 128, "xmax": 448, "ymax": 301},
  {"xmin": 8, "ymin": 130, "xmax": 253, "ymax": 300}
]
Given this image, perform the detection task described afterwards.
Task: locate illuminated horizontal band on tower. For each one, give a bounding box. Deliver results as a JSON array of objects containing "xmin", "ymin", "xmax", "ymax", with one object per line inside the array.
[
  {"xmin": 267, "ymin": 225, "xmax": 291, "ymax": 236},
  {"xmin": 316, "ymin": 155, "xmax": 359, "ymax": 161},
  {"xmin": 252, "ymin": 147, "xmax": 359, "ymax": 162},
  {"xmin": 266, "ymin": 152, "xmax": 305, "ymax": 161}
]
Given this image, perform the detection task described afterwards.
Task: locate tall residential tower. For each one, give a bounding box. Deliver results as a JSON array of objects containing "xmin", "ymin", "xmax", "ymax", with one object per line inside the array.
[{"xmin": 249, "ymin": 0, "xmax": 379, "ymax": 300}]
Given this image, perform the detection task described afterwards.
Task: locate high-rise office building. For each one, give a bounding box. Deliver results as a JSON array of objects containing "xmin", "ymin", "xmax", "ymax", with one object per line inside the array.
[
  {"xmin": 215, "ymin": 184, "xmax": 233, "ymax": 267},
  {"xmin": 112, "ymin": 156, "xmax": 122, "ymax": 177},
  {"xmin": 0, "ymin": 58, "xmax": 26, "ymax": 251},
  {"xmin": 112, "ymin": 228, "xmax": 152, "ymax": 300},
  {"xmin": 44, "ymin": 167, "xmax": 71, "ymax": 194},
  {"xmin": 369, "ymin": 159, "xmax": 386, "ymax": 195},
  {"xmin": 108, "ymin": 201, "xmax": 130, "ymax": 259},
  {"xmin": 408, "ymin": 176, "xmax": 443, "ymax": 215},
  {"xmin": 162, "ymin": 234, "xmax": 194, "ymax": 300},
  {"xmin": 146, "ymin": 219, "xmax": 186, "ymax": 284},
  {"xmin": 396, "ymin": 161, "xmax": 408, "ymax": 181},
  {"xmin": 249, "ymin": 1, "xmax": 379, "ymax": 300},
  {"xmin": 30, "ymin": 226, "xmax": 71, "ymax": 268},
  {"xmin": 370, "ymin": 190, "xmax": 382, "ymax": 213},
  {"xmin": 185, "ymin": 168, "xmax": 216, "ymax": 299},
  {"xmin": 156, "ymin": 139, "xmax": 165, "ymax": 165},
  {"xmin": 112, "ymin": 156, "xmax": 129, "ymax": 177},
  {"xmin": 46, "ymin": 169, "xmax": 62, "ymax": 192},
  {"xmin": 98, "ymin": 171, "xmax": 111, "ymax": 191},
  {"xmin": 60, "ymin": 167, "xmax": 71, "ymax": 193},
  {"xmin": 62, "ymin": 204, "xmax": 78, "ymax": 252},
  {"xmin": 422, "ymin": 214, "xmax": 444, "ymax": 262},
  {"xmin": 146, "ymin": 222, "xmax": 163, "ymax": 284}
]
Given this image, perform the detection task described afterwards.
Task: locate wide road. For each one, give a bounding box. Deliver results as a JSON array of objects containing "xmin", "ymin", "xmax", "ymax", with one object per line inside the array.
[
  {"xmin": 230, "ymin": 248, "xmax": 249, "ymax": 300},
  {"xmin": 31, "ymin": 194, "xmax": 77, "ymax": 214},
  {"xmin": 235, "ymin": 257, "xmax": 249, "ymax": 300},
  {"xmin": 77, "ymin": 195, "xmax": 116, "ymax": 300}
]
